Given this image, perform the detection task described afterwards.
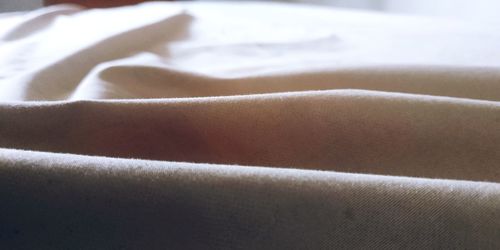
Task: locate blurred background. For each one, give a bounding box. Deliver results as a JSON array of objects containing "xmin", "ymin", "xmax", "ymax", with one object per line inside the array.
[{"xmin": 1, "ymin": 0, "xmax": 500, "ymax": 24}]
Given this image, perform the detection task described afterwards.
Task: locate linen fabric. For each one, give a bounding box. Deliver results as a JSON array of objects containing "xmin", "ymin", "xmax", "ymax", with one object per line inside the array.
[{"xmin": 0, "ymin": 2, "xmax": 499, "ymax": 249}]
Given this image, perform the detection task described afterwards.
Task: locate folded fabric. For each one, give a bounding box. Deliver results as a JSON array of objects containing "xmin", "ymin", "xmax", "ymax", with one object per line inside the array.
[{"xmin": 0, "ymin": 2, "xmax": 499, "ymax": 249}]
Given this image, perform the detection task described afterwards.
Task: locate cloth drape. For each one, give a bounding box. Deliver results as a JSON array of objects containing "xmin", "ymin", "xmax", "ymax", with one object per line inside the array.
[{"xmin": 1, "ymin": 2, "xmax": 499, "ymax": 249}]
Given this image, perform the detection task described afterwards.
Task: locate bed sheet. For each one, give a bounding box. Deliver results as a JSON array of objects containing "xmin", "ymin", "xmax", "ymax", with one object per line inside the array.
[{"xmin": 0, "ymin": 2, "xmax": 499, "ymax": 249}]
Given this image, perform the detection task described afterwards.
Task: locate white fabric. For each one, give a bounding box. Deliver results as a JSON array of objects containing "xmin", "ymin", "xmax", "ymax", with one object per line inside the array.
[
  {"xmin": 0, "ymin": 2, "xmax": 499, "ymax": 249},
  {"xmin": 2, "ymin": 2, "xmax": 500, "ymax": 101}
]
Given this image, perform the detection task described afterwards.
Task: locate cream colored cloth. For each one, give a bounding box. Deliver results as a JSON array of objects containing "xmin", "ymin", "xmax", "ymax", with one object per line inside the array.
[{"xmin": 0, "ymin": 2, "xmax": 499, "ymax": 249}]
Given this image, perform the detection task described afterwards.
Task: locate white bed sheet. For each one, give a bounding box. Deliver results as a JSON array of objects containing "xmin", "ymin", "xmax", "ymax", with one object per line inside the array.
[{"xmin": 0, "ymin": 2, "xmax": 499, "ymax": 249}]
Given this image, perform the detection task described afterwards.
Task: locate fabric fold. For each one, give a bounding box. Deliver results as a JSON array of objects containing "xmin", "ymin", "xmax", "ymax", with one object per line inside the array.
[
  {"xmin": 1, "ymin": 148, "xmax": 499, "ymax": 249},
  {"xmin": 1, "ymin": 89, "xmax": 499, "ymax": 182}
]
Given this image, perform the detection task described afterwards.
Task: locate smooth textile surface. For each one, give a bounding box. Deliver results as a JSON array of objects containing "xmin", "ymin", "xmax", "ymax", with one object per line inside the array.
[{"xmin": 0, "ymin": 2, "xmax": 499, "ymax": 249}]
